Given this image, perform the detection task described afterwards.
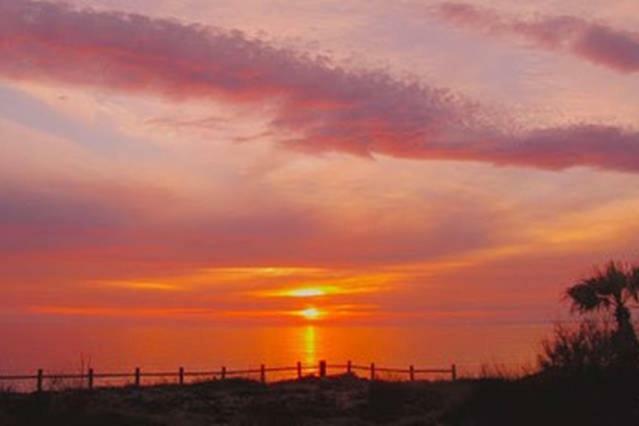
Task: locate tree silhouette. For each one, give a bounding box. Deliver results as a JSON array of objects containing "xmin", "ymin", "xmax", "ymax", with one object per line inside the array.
[{"xmin": 566, "ymin": 261, "xmax": 639, "ymax": 366}]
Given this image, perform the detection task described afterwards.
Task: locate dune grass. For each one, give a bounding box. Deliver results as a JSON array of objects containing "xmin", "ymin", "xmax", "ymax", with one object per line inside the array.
[{"xmin": 1, "ymin": 371, "xmax": 637, "ymax": 426}]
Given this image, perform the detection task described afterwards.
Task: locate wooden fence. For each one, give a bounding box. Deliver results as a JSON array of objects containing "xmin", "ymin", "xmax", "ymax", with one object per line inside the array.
[{"xmin": 0, "ymin": 361, "xmax": 457, "ymax": 393}]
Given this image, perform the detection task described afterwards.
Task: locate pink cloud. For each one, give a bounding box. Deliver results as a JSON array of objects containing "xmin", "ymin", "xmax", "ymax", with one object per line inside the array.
[
  {"xmin": 1, "ymin": 0, "xmax": 639, "ymax": 172},
  {"xmin": 437, "ymin": 2, "xmax": 639, "ymax": 74}
]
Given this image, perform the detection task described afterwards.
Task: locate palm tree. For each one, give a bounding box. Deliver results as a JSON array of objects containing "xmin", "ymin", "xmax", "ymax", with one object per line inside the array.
[{"xmin": 566, "ymin": 261, "xmax": 639, "ymax": 364}]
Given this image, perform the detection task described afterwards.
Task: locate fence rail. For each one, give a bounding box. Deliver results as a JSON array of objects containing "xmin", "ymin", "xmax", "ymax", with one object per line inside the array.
[{"xmin": 0, "ymin": 360, "xmax": 457, "ymax": 393}]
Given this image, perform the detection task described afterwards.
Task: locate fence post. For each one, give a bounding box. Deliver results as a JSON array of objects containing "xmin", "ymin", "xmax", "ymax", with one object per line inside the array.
[
  {"xmin": 37, "ymin": 369, "xmax": 43, "ymax": 393},
  {"xmin": 260, "ymin": 364, "xmax": 266, "ymax": 383},
  {"xmin": 319, "ymin": 360, "xmax": 327, "ymax": 378},
  {"xmin": 347, "ymin": 360, "xmax": 352, "ymax": 374},
  {"xmin": 221, "ymin": 366, "xmax": 226, "ymax": 380},
  {"xmin": 297, "ymin": 361, "xmax": 302, "ymax": 380},
  {"xmin": 135, "ymin": 367, "xmax": 141, "ymax": 387},
  {"xmin": 409, "ymin": 365, "xmax": 415, "ymax": 381},
  {"xmin": 451, "ymin": 364, "xmax": 457, "ymax": 381},
  {"xmin": 179, "ymin": 367, "xmax": 184, "ymax": 385},
  {"xmin": 88, "ymin": 368, "xmax": 94, "ymax": 390},
  {"xmin": 370, "ymin": 363, "xmax": 375, "ymax": 381}
]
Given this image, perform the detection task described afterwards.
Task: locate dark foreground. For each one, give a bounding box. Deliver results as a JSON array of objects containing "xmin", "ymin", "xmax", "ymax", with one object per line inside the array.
[{"xmin": 1, "ymin": 372, "xmax": 637, "ymax": 425}]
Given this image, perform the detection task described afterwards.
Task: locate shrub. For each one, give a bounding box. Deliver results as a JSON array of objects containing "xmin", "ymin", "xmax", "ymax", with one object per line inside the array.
[{"xmin": 538, "ymin": 320, "xmax": 619, "ymax": 374}]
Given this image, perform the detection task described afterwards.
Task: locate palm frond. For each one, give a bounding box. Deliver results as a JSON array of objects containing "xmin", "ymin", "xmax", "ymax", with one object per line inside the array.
[
  {"xmin": 566, "ymin": 281, "xmax": 608, "ymax": 312},
  {"xmin": 602, "ymin": 261, "xmax": 627, "ymax": 299}
]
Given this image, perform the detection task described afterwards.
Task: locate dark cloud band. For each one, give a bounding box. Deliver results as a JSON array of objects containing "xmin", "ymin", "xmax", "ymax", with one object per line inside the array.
[
  {"xmin": 1, "ymin": 0, "xmax": 638, "ymax": 173},
  {"xmin": 437, "ymin": 2, "xmax": 639, "ymax": 74}
]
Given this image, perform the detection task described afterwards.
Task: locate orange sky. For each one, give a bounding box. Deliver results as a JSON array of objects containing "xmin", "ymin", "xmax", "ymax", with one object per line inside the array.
[{"xmin": 1, "ymin": 0, "xmax": 639, "ymax": 336}]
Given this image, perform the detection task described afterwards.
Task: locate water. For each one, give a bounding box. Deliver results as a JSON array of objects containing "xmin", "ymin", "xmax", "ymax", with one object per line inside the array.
[{"xmin": 0, "ymin": 322, "xmax": 549, "ymax": 382}]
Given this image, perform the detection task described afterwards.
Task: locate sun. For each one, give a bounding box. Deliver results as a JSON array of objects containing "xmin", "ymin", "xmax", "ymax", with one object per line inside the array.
[{"xmin": 299, "ymin": 307, "xmax": 322, "ymax": 320}]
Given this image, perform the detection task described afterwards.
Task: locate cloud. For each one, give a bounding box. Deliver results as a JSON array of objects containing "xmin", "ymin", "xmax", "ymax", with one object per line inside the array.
[
  {"xmin": 436, "ymin": 2, "xmax": 639, "ymax": 74},
  {"xmin": 1, "ymin": 0, "xmax": 638, "ymax": 172},
  {"xmin": 0, "ymin": 179, "xmax": 500, "ymax": 268}
]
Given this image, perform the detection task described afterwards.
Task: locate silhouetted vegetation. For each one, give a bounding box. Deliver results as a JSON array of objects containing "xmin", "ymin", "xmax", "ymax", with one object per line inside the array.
[
  {"xmin": 1, "ymin": 372, "xmax": 637, "ymax": 425},
  {"xmin": 566, "ymin": 261, "xmax": 639, "ymax": 367},
  {"xmin": 448, "ymin": 259, "xmax": 639, "ymax": 425},
  {"xmin": 538, "ymin": 320, "xmax": 618, "ymax": 374},
  {"xmin": 0, "ymin": 376, "xmax": 469, "ymax": 426},
  {"xmin": 533, "ymin": 261, "xmax": 639, "ymax": 379},
  {"xmin": 2, "ymin": 261, "xmax": 639, "ymax": 425},
  {"xmin": 444, "ymin": 371, "xmax": 639, "ymax": 426}
]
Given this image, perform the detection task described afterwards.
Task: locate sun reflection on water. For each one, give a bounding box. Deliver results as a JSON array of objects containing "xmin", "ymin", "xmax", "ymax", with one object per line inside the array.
[{"xmin": 303, "ymin": 325, "xmax": 317, "ymax": 366}]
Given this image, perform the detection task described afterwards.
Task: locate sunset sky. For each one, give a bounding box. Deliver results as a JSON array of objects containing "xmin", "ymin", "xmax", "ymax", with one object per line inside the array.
[{"xmin": 1, "ymin": 0, "xmax": 639, "ymax": 336}]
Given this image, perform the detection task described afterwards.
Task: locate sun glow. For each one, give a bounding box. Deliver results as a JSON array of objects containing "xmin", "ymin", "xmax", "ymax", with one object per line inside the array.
[
  {"xmin": 299, "ymin": 307, "xmax": 322, "ymax": 321},
  {"xmin": 260, "ymin": 283, "xmax": 377, "ymax": 298},
  {"xmin": 288, "ymin": 288, "xmax": 328, "ymax": 297}
]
